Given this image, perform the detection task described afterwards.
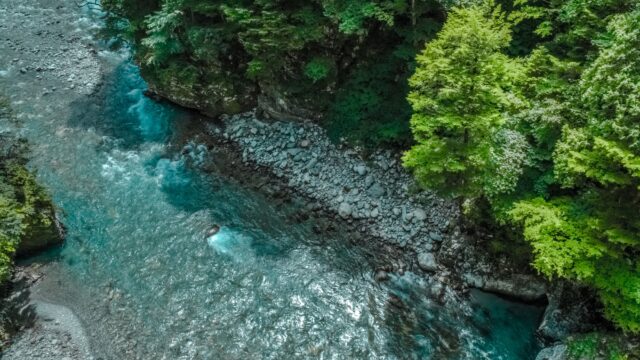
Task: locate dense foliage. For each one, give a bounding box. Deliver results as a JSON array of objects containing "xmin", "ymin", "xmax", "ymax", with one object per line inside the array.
[
  {"xmin": 102, "ymin": 0, "xmax": 454, "ymax": 147},
  {"xmin": 404, "ymin": 0, "xmax": 640, "ymax": 332}
]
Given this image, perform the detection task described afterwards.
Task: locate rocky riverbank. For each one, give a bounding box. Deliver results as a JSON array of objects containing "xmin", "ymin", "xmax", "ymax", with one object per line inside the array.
[
  {"xmin": 208, "ymin": 111, "xmax": 547, "ymax": 299},
  {"xmin": 1, "ymin": 266, "xmax": 92, "ymax": 360},
  {"xmin": 200, "ymin": 110, "xmax": 603, "ymax": 356}
]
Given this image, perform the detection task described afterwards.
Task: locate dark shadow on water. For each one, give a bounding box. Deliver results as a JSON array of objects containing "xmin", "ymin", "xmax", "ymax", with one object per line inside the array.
[{"xmin": 381, "ymin": 282, "xmax": 544, "ymax": 360}]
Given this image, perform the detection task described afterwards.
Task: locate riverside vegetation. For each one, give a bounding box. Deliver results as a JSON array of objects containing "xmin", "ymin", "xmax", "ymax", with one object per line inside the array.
[{"xmin": 99, "ymin": 0, "xmax": 639, "ymax": 356}]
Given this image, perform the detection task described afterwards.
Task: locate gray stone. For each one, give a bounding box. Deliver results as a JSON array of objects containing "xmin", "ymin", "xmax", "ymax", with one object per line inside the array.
[
  {"xmin": 417, "ymin": 252, "xmax": 437, "ymax": 272},
  {"xmin": 535, "ymin": 344, "xmax": 567, "ymax": 360},
  {"xmin": 463, "ymin": 273, "xmax": 485, "ymax": 288},
  {"xmin": 299, "ymin": 139, "xmax": 310, "ymax": 148},
  {"xmin": 429, "ymin": 232, "xmax": 443, "ymax": 242},
  {"xmin": 354, "ymin": 164, "xmax": 367, "ymax": 176},
  {"xmin": 364, "ymin": 175, "xmax": 374, "ymax": 188},
  {"xmin": 367, "ymin": 183, "xmax": 385, "ymax": 198},
  {"xmin": 413, "ymin": 208, "xmax": 427, "ymax": 221},
  {"xmin": 370, "ymin": 208, "xmax": 379, "ymax": 218},
  {"xmin": 338, "ymin": 202, "xmax": 352, "ymax": 219}
]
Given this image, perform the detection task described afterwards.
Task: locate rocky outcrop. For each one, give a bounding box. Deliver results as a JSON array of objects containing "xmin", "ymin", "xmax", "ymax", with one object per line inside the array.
[
  {"xmin": 17, "ymin": 208, "xmax": 64, "ymax": 257},
  {"xmin": 538, "ymin": 282, "xmax": 600, "ymax": 341},
  {"xmin": 462, "ymin": 273, "xmax": 547, "ymax": 302},
  {"xmin": 535, "ymin": 344, "xmax": 567, "ymax": 360},
  {"xmin": 144, "ymin": 73, "xmax": 256, "ymax": 118}
]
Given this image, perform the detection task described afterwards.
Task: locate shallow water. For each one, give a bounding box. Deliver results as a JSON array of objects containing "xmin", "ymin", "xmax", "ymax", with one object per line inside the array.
[{"xmin": 2, "ymin": 30, "xmax": 543, "ymax": 360}]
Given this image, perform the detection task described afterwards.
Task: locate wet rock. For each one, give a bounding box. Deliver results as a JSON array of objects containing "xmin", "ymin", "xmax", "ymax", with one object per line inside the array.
[
  {"xmin": 538, "ymin": 282, "xmax": 599, "ymax": 342},
  {"xmin": 417, "ymin": 252, "xmax": 437, "ymax": 272},
  {"xmin": 535, "ymin": 344, "xmax": 567, "ymax": 360},
  {"xmin": 374, "ymin": 270, "xmax": 389, "ymax": 282},
  {"xmin": 465, "ymin": 274, "xmax": 547, "ymax": 302},
  {"xmin": 17, "ymin": 205, "xmax": 64, "ymax": 257}
]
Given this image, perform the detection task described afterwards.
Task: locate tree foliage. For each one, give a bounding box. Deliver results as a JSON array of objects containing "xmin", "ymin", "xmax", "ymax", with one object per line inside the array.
[
  {"xmin": 403, "ymin": 3, "xmax": 525, "ymax": 198},
  {"xmin": 406, "ymin": 1, "xmax": 640, "ymax": 332},
  {"xmin": 103, "ymin": 0, "xmax": 448, "ymax": 146}
]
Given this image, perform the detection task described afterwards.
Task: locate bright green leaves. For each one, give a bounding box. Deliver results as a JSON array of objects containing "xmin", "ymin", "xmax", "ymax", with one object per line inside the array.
[
  {"xmin": 510, "ymin": 194, "xmax": 640, "ymax": 332},
  {"xmin": 594, "ymin": 261, "xmax": 640, "ymax": 333},
  {"xmin": 403, "ymin": 3, "xmax": 526, "ymax": 199},
  {"xmin": 556, "ymin": 131, "xmax": 640, "ymax": 188},
  {"xmin": 509, "ymin": 197, "xmax": 605, "ymax": 280},
  {"xmin": 509, "ymin": 7, "xmax": 640, "ymax": 333},
  {"xmin": 405, "ymin": 1, "xmax": 640, "ymax": 333}
]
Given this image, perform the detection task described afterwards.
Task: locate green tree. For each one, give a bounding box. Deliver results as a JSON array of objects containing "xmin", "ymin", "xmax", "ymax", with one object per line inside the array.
[{"xmin": 403, "ymin": 2, "xmax": 525, "ymax": 199}]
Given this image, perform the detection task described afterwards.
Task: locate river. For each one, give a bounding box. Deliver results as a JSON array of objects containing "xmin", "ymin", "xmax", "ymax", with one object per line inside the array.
[{"xmin": 0, "ymin": 2, "xmax": 543, "ymax": 359}]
